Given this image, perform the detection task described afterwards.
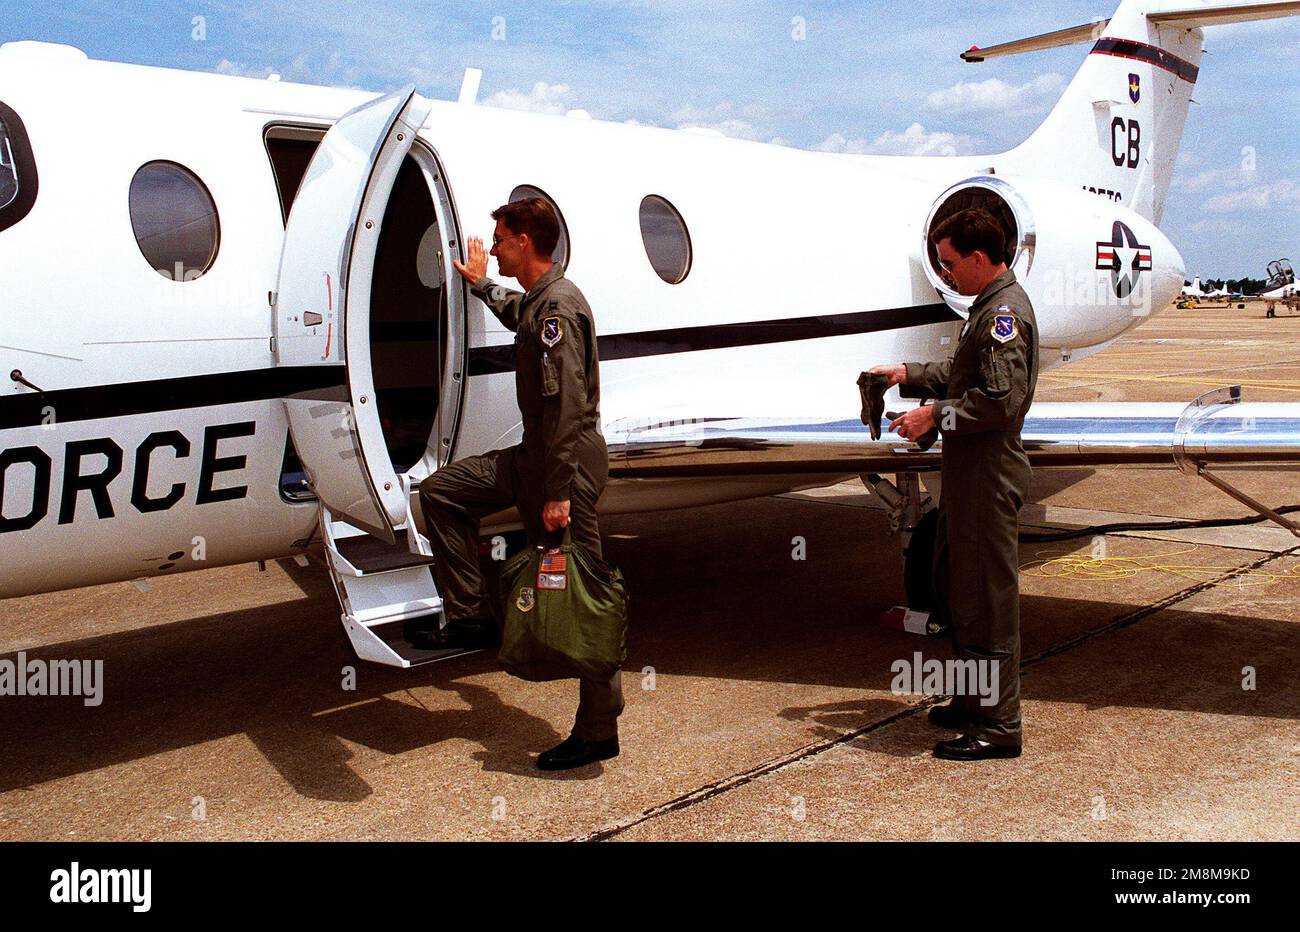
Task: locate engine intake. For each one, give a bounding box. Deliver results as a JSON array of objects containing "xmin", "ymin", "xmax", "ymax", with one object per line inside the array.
[{"xmin": 923, "ymin": 175, "xmax": 1185, "ymax": 351}]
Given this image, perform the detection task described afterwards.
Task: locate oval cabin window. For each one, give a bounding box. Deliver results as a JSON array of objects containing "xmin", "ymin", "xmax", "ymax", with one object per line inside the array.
[
  {"xmin": 639, "ymin": 195, "xmax": 691, "ymax": 284},
  {"xmin": 129, "ymin": 161, "xmax": 220, "ymax": 281},
  {"xmin": 0, "ymin": 102, "xmax": 38, "ymax": 233},
  {"xmin": 0, "ymin": 116, "xmax": 18, "ymax": 211},
  {"xmin": 508, "ymin": 184, "xmax": 570, "ymax": 269}
]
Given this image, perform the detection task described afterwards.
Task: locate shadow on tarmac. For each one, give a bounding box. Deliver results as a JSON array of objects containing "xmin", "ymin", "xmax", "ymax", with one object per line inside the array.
[{"xmin": 1, "ymin": 493, "xmax": 1293, "ymax": 798}]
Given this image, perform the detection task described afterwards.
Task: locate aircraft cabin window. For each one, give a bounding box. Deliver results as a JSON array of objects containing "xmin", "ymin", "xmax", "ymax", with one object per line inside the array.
[
  {"xmin": 0, "ymin": 117, "xmax": 17, "ymax": 210},
  {"xmin": 0, "ymin": 102, "xmax": 37, "ymax": 233},
  {"xmin": 129, "ymin": 161, "xmax": 220, "ymax": 281},
  {"xmin": 639, "ymin": 195, "xmax": 691, "ymax": 284},
  {"xmin": 508, "ymin": 184, "xmax": 569, "ymax": 269}
]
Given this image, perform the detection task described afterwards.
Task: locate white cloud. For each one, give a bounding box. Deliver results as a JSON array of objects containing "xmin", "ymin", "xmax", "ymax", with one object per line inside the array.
[
  {"xmin": 1204, "ymin": 179, "xmax": 1300, "ymax": 213},
  {"xmin": 813, "ymin": 123, "xmax": 980, "ymax": 157},
  {"xmin": 1186, "ymin": 218, "xmax": 1249, "ymax": 237},
  {"xmin": 211, "ymin": 53, "xmax": 360, "ymax": 87},
  {"xmin": 1172, "ymin": 167, "xmax": 1259, "ymax": 193},
  {"xmin": 666, "ymin": 101, "xmax": 786, "ymax": 144},
  {"xmin": 674, "ymin": 118, "xmax": 762, "ymax": 141},
  {"xmin": 483, "ymin": 81, "xmax": 574, "ymax": 115},
  {"xmin": 213, "ymin": 59, "xmax": 276, "ymax": 79},
  {"xmin": 924, "ymin": 73, "xmax": 1066, "ymax": 115},
  {"xmin": 479, "ymin": 87, "xmax": 790, "ymax": 143}
]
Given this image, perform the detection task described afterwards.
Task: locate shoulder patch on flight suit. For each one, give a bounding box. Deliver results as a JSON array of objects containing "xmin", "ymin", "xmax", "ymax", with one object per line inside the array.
[
  {"xmin": 541, "ymin": 316, "xmax": 563, "ymax": 348},
  {"xmin": 991, "ymin": 311, "xmax": 1019, "ymax": 344}
]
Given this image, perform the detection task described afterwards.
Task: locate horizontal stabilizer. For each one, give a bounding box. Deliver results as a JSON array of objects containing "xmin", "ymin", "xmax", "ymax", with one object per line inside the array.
[
  {"xmin": 962, "ymin": 21, "xmax": 1110, "ymax": 62},
  {"xmin": 1149, "ymin": 0, "xmax": 1300, "ymax": 27},
  {"xmin": 962, "ymin": 0, "xmax": 1300, "ymax": 62}
]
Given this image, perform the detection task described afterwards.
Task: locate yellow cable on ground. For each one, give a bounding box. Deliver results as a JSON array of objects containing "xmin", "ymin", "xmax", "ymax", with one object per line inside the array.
[
  {"xmin": 1021, "ymin": 544, "xmax": 1300, "ymax": 588},
  {"xmin": 1042, "ymin": 373, "xmax": 1300, "ymax": 394}
]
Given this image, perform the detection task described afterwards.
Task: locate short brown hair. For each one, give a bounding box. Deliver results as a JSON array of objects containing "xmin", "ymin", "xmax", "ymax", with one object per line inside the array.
[
  {"xmin": 931, "ymin": 208, "xmax": 1007, "ymax": 265},
  {"xmin": 491, "ymin": 197, "xmax": 560, "ymax": 259}
]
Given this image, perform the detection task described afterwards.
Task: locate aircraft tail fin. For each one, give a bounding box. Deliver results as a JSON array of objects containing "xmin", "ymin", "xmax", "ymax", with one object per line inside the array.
[{"xmin": 980, "ymin": 1, "xmax": 1300, "ymax": 223}]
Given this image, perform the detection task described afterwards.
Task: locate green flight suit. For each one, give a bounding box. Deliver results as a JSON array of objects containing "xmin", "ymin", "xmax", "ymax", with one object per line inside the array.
[
  {"xmin": 903, "ymin": 270, "xmax": 1039, "ymax": 746},
  {"xmin": 418, "ymin": 264, "xmax": 622, "ymax": 741}
]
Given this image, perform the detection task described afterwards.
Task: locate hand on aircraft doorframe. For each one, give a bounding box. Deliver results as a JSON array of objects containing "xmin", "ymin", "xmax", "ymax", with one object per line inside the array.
[
  {"xmin": 452, "ymin": 236, "xmax": 489, "ymax": 283},
  {"xmin": 890, "ymin": 404, "xmax": 937, "ymax": 442},
  {"xmin": 542, "ymin": 499, "xmax": 571, "ymax": 533},
  {"xmin": 868, "ymin": 363, "xmax": 907, "ymax": 388}
]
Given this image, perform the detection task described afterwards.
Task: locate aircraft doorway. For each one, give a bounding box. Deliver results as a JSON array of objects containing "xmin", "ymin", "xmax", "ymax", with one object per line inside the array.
[{"xmin": 265, "ymin": 124, "xmax": 465, "ymax": 499}]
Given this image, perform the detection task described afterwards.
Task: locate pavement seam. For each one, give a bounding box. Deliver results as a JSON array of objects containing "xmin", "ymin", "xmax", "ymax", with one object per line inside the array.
[
  {"xmin": 1020, "ymin": 544, "xmax": 1299, "ymax": 669},
  {"xmin": 571, "ymin": 544, "xmax": 1299, "ymax": 842}
]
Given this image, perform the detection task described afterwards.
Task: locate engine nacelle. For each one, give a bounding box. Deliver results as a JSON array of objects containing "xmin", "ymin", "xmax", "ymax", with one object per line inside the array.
[{"xmin": 922, "ymin": 175, "xmax": 1185, "ymax": 351}]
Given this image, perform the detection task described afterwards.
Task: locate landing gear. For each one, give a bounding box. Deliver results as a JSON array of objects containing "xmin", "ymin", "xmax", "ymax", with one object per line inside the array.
[
  {"xmin": 903, "ymin": 508, "xmax": 940, "ymax": 612},
  {"xmin": 861, "ymin": 472, "xmax": 947, "ymax": 635}
]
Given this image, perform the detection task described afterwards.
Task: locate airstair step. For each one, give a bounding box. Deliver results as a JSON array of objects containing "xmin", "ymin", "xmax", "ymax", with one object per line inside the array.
[
  {"xmin": 368, "ymin": 619, "xmax": 482, "ymax": 667},
  {"xmin": 334, "ymin": 535, "xmax": 436, "ymax": 574}
]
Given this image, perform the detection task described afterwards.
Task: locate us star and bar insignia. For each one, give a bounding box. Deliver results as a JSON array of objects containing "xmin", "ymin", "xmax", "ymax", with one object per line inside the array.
[{"xmin": 1095, "ymin": 220, "xmax": 1153, "ymax": 299}]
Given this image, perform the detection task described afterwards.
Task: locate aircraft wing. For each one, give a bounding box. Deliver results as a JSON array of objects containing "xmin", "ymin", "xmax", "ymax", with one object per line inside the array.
[{"xmin": 605, "ymin": 387, "xmax": 1300, "ymax": 479}]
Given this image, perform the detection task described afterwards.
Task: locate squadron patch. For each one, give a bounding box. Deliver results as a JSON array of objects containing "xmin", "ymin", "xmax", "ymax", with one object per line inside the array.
[
  {"xmin": 991, "ymin": 313, "xmax": 1018, "ymax": 344},
  {"xmin": 515, "ymin": 586, "xmax": 535, "ymax": 612},
  {"xmin": 541, "ymin": 316, "xmax": 563, "ymax": 347}
]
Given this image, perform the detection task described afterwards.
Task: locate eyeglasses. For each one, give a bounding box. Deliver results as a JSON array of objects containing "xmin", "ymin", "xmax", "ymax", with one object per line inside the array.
[
  {"xmin": 937, "ymin": 250, "xmax": 988, "ymax": 274},
  {"xmin": 491, "ymin": 233, "xmax": 521, "ymax": 247},
  {"xmin": 937, "ymin": 253, "xmax": 968, "ymax": 274}
]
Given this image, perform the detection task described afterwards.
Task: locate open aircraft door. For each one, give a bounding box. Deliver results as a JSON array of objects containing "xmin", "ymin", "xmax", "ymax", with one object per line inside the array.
[{"xmin": 273, "ymin": 86, "xmax": 455, "ymax": 668}]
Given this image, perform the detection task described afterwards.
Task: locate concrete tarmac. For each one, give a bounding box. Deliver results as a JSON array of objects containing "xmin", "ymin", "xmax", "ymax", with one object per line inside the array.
[{"xmin": 1, "ymin": 304, "xmax": 1297, "ymax": 840}]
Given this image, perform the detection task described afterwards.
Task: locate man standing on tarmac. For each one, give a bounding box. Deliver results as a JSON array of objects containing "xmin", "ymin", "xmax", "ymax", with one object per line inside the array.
[
  {"xmin": 413, "ymin": 197, "xmax": 622, "ymax": 772},
  {"xmin": 870, "ymin": 207, "xmax": 1039, "ymax": 761}
]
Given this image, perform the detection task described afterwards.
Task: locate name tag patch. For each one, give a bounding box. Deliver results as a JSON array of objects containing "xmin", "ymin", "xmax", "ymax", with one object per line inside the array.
[{"xmin": 538, "ymin": 572, "xmax": 567, "ymax": 591}]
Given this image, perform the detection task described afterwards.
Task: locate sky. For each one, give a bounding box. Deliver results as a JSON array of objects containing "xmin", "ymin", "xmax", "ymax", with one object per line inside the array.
[{"xmin": 5, "ymin": 0, "xmax": 1297, "ymax": 278}]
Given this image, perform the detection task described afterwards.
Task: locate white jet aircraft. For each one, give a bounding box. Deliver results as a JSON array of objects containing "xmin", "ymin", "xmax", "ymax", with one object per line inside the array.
[
  {"xmin": 2, "ymin": 0, "xmax": 1299, "ymax": 666},
  {"xmin": 1260, "ymin": 258, "xmax": 1295, "ymax": 300}
]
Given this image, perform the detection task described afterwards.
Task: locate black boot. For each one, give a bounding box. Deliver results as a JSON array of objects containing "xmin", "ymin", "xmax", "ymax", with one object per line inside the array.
[
  {"xmin": 933, "ymin": 734, "xmax": 1022, "ymax": 761},
  {"xmin": 536, "ymin": 733, "xmax": 620, "ymax": 771},
  {"xmin": 410, "ymin": 616, "xmax": 498, "ymax": 650},
  {"xmin": 927, "ymin": 700, "xmax": 967, "ymax": 729}
]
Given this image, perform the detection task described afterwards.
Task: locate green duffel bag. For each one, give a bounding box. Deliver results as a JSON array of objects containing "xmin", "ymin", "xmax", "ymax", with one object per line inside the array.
[{"xmin": 497, "ymin": 527, "xmax": 629, "ymax": 682}]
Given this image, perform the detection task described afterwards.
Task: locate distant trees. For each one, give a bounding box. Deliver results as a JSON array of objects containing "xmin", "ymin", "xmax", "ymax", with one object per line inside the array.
[{"xmin": 1201, "ymin": 278, "xmax": 1266, "ymax": 294}]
